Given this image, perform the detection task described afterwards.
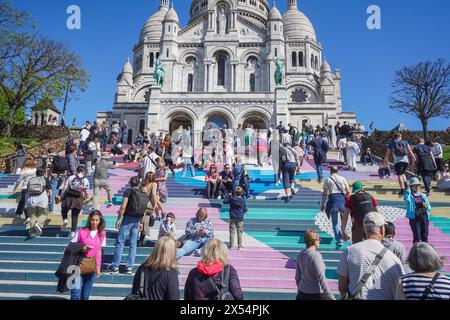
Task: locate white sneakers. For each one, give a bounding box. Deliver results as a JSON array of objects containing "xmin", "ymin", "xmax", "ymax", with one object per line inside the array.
[
  {"xmin": 62, "ymin": 219, "xmax": 69, "ymax": 229},
  {"xmin": 34, "ymin": 224, "xmax": 42, "ymax": 237}
]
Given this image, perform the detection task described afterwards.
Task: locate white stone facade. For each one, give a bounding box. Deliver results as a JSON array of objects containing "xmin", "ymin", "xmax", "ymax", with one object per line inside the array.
[{"xmin": 97, "ymin": 0, "xmax": 356, "ymax": 145}]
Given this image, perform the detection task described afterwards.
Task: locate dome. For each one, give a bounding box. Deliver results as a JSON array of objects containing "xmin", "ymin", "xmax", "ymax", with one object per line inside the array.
[
  {"xmin": 122, "ymin": 58, "xmax": 133, "ymax": 74},
  {"xmin": 321, "ymin": 58, "xmax": 331, "ymax": 74},
  {"xmin": 140, "ymin": 6, "xmax": 169, "ymax": 42},
  {"xmin": 164, "ymin": 5, "xmax": 180, "ymax": 24},
  {"xmin": 269, "ymin": 4, "xmax": 282, "ymax": 21},
  {"xmin": 282, "ymin": 5, "xmax": 316, "ymax": 41}
]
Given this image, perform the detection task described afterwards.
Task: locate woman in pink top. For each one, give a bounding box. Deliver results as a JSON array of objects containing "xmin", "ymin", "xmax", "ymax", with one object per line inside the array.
[
  {"xmin": 205, "ymin": 164, "xmax": 220, "ymax": 199},
  {"xmin": 70, "ymin": 210, "xmax": 106, "ymax": 300}
]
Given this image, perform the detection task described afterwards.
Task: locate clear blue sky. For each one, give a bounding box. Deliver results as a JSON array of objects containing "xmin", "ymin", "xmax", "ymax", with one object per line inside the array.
[{"xmin": 11, "ymin": 0, "xmax": 450, "ymax": 130}]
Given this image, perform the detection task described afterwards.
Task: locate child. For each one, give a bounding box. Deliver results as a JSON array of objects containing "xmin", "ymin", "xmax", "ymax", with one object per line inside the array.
[
  {"xmin": 404, "ymin": 177, "xmax": 431, "ymax": 245},
  {"xmin": 382, "ymin": 222, "xmax": 407, "ymax": 265},
  {"xmin": 158, "ymin": 212, "xmax": 177, "ymax": 240},
  {"xmin": 378, "ymin": 160, "xmax": 391, "ymax": 179},
  {"xmin": 228, "ymin": 187, "xmax": 248, "ymax": 250}
]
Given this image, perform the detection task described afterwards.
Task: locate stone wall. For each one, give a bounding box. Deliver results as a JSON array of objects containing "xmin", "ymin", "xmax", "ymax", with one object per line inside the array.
[
  {"xmin": 10, "ymin": 124, "xmax": 70, "ymax": 140},
  {"xmin": 362, "ymin": 130, "xmax": 450, "ymax": 159}
]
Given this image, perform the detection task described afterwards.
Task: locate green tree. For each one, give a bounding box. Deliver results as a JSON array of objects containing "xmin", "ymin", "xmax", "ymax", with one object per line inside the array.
[
  {"xmin": 0, "ymin": 1, "xmax": 89, "ymax": 137},
  {"xmin": 0, "ymin": 88, "xmax": 25, "ymax": 124},
  {"xmin": 389, "ymin": 58, "xmax": 450, "ymax": 141}
]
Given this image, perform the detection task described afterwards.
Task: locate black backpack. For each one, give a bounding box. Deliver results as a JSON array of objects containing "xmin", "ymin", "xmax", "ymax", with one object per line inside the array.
[
  {"xmin": 351, "ymin": 192, "xmax": 376, "ymax": 222},
  {"xmin": 127, "ymin": 188, "xmax": 150, "ymax": 216},
  {"xmin": 393, "ymin": 141, "xmax": 407, "ymax": 157},
  {"xmin": 53, "ymin": 155, "xmax": 69, "ymax": 174},
  {"xmin": 210, "ymin": 265, "xmax": 235, "ymax": 301}
]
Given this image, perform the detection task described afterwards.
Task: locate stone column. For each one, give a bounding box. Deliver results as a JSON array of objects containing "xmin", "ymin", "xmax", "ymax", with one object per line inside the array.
[
  {"xmin": 275, "ymin": 85, "xmax": 290, "ymax": 125},
  {"xmin": 147, "ymin": 86, "xmax": 162, "ymax": 131}
]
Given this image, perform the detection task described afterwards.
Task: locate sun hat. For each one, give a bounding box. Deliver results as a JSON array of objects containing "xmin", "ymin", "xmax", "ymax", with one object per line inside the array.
[
  {"xmin": 352, "ymin": 181, "xmax": 364, "ymax": 194},
  {"xmin": 409, "ymin": 177, "xmax": 421, "ymax": 186}
]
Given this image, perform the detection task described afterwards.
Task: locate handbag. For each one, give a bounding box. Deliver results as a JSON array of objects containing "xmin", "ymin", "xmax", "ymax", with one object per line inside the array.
[{"xmin": 79, "ymin": 255, "xmax": 97, "ymax": 275}]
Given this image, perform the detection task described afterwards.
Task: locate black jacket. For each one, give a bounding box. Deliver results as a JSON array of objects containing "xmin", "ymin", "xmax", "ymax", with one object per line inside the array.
[
  {"xmin": 55, "ymin": 242, "xmax": 85, "ymax": 293},
  {"xmin": 131, "ymin": 265, "xmax": 180, "ymax": 300}
]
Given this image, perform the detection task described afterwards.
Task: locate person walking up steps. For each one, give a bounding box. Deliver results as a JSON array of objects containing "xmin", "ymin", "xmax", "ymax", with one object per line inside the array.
[
  {"xmin": 107, "ymin": 176, "xmax": 150, "ymax": 275},
  {"xmin": 128, "ymin": 236, "xmax": 180, "ymax": 300},
  {"xmin": 308, "ymin": 131, "xmax": 329, "ymax": 183},
  {"xmin": 61, "ymin": 166, "xmax": 90, "ymax": 239},
  {"xmin": 47, "ymin": 148, "xmax": 68, "ymax": 213},
  {"xmin": 320, "ymin": 166, "xmax": 350, "ymax": 248},
  {"xmin": 14, "ymin": 158, "xmax": 37, "ymax": 221},
  {"xmin": 341, "ymin": 181, "xmax": 378, "ymax": 244},
  {"xmin": 228, "ymin": 187, "xmax": 247, "ymax": 250},
  {"xmin": 384, "ymin": 132, "xmax": 416, "ymax": 196},
  {"xmin": 404, "ymin": 177, "xmax": 431, "ymax": 244},
  {"xmin": 92, "ymin": 153, "xmax": 116, "ymax": 210},
  {"xmin": 413, "ymin": 139, "xmax": 437, "ymax": 197}
]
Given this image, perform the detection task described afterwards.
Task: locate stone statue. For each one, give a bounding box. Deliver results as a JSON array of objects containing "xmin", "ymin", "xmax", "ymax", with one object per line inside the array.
[
  {"xmin": 274, "ymin": 58, "xmax": 285, "ymax": 86},
  {"xmin": 154, "ymin": 58, "xmax": 165, "ymax": 87},
  {"xmin": 218, "ymin": 8, "xmax": 227, "ymax": 34}
]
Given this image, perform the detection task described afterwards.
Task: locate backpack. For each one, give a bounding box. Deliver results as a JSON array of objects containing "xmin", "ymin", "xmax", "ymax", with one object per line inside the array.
[
  {"xmin": 393, "ymin": 141, "xmax": 407, "ymax": 157},
  {"xmin": 351, "ymin": 192, "xmax": 376, "ymax": 222},
  {"xmin": 126, "ymin": 188, "xmax": 150, "ymax": 216},
  {"xmin": 210, "ymin": 265, "xmax": 235, "ymax": 301},
  {"xmin": 53, "ymin": 155, "xmax": 69, "ymax": 174},
  {"xmin": 412, "ymin": 193, "xmax": 427, "ymax": 216},
  {"xmin": 27, "ymin": 176, "xmax": 47, "ymax": 195},
  {"xmin": 66, "ymin": 176, "xmax": 85, "ymax": 197}
]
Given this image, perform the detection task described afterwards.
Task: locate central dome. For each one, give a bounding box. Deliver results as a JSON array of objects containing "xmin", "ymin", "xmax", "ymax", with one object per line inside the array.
[{"xmin": 282, "ymin": 3, "xmax": 316, "ymax": 41}]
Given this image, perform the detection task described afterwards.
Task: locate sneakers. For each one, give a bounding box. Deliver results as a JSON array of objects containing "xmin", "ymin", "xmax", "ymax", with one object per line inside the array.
[
  {"xmin": 126, "ymin": 267, "xmax": 133, "ymax": 275},
  {"xmin": 106, "ymin": 203, "xmax": 113, "ymax": 208},
  {"xmin": 62, "ymin": 219, "xmax": 69, "ymax": 229},
  {"xmin": 217, "ymin": 195, "xmax": 222, "ymax": 200},
  {"xmin": 238, "ymin": 246, "xmax": 244, "ymax": 250},
  {"xmin": 194, "ymin": 249, "xmax": 201, "ymax": 257},
  {"xmin": 34, "ymin": 224, "xmax": 43, "ymax": 237},
  {"xmin": 23, "ymin": 218, "xmax": 31, "ymax": 225},
  {"xmin": 70, "ymin": 232, "xmax": 76, "ymax": 240},
  {"xmin": 107, "ymin": 266, "xmax": 119, "ymax": 275}
]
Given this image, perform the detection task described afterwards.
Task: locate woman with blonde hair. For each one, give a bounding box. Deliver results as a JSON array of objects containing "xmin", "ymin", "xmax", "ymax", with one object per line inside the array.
[
  {"xmin": 130, "ymin": 236, "xmax": 180, "ymax": 300},
  {"xmin": 184, "ymin": 239, "xmax": 243, "ymax": 300},
  {"xmin": 295, "ymin": 230, "xmax": 335, "ymax": 300},
  {"xmin": 14, "ymin": 158, "xmax": 37, "ymax": 221}
]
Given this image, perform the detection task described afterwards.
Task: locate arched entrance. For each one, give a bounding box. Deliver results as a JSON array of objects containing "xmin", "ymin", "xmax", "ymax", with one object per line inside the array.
[
  {"xmin": 242, "ymin": 113, "xmax": 269, "ymax": 130},
  {"xmin": 205, "ymin": 112, "xmax": 230, "ymax": 130},
  {"xmin": 169, "ymin": 113, "xmax": 193, "ymax": 134}
]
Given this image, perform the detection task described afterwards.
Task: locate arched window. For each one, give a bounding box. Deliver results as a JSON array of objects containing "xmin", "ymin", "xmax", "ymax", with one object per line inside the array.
[
  {"xmin": 275, "ymin": 48, "xmax": 278, "ymax": 57},
  {"xmin": 311, "ymin": 54, "xmax": 314, "ymax": 69},
  {"xmin": 166, "ymin": 48, "xmax": 169, "ymax": 58},
  {"xmin": 292, "ymin": 52, "xmax": 297, "ymax": 67},
  {"xmin": 168, "ymin": 26, "xmax": 171, "ymax": 32},
  {"xmin": 188, "ymin": 74, "xmax": 194, "ymax": 92},
  {"xmin": 156, "ymin": 52, "xmax": 160, "ymax": 59},
  {"xmin": 274, "ymin": 24, "xmax": 277, "ymax": 31},
  {"xmin": 250, "ymin": 73, "xmax": 256, "ymax": 92},
  {"xmin": 218, "ymin": 56, "xmax": 226, "ymax": 86},
  {"xmin": 149, "ymin": 53, "xmax": 154, "ymax": 67},
  {"xmin": 139, "ymin": 119, "xmax": 145, "ymax": 135},
  {"xmin": 299, "ymin": 51, "xmax": 304, "ymax": 67},
  {"xmin": 315, "ymin": 56, "xmax": 319, "ymax": 70}
]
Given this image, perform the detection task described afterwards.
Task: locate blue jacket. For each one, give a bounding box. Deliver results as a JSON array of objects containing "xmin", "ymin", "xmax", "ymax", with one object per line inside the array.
[
  {"xmin": 404, "ymin": 188, "xmax": 431, "ymax": 220},
  {"xmin": 229, "ymin": 197, "xmax": 247, "ymax": 221}
]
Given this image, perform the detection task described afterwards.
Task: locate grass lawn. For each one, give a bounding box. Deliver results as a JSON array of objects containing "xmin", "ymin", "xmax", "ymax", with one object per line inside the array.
[
  {"xmin": 444, "ymin": 146, "xmax": 450, "ymax": 162},
  {"xmin": 0, "ymin": 137, "xmax": 42, "ymax": 157}
]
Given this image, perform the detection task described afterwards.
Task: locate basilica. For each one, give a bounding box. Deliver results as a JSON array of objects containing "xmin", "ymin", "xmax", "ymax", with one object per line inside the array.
[{"xmin": 97, "ymin": 0, "xmax": 357, "ymax": 146}]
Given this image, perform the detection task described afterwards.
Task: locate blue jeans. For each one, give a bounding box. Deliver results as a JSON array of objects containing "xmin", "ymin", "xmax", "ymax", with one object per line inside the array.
[
  {"xmin": 70, "ymin": 273, "xmax": 96, "ymax": 300},
  {"xmin": 326, "ymin": 194, "xmax": 345, "ymax": 244},
  {"xmin": 316, "ymin": 163, "xmax": 324, "ymax": 180},
  {"xmin": 176, "ymin": 239, "xmax": 207, "ymax": 260},
  {"xmin": 112, "ymin": 215, "xmax": 140, "ymax": 269},
  {"xmin": 78, "ymin": 141, "xmax": 87, "ymax": 155},
  {"xmin": 182, "ymin": 159, "xmax": 195, "ymax": 177},
  {"xmin": 48, "ymin": 176, "xmax": 64, "ymax": 212}
]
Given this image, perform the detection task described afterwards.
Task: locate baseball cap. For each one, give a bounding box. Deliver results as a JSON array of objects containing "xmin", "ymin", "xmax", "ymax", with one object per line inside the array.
[
  {"xmin": 363, "ymin": 212, "xmax": 386, "ymax": 228},
  {"xmin": 409, "ymin": 177, "xmax": 421, "ymax": 186},
  {"xmin": 352, "ymin": 181, "xmax": 364, "ymax": 194}
]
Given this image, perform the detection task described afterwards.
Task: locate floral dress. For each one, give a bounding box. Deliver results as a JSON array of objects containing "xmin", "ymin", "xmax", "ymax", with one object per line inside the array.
[{"xmin": 156, "ymin": 166, "xmax": 168, "ymax": 203}]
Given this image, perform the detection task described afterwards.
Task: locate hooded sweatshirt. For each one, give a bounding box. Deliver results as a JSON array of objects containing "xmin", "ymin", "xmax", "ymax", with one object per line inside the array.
[{"xmin": 184, "ymin": 261, "xmax": 244, "ymax": 301}]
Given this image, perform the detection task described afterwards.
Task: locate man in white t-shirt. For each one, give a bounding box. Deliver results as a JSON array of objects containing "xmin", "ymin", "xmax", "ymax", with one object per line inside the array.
[
  {"xmin": 141, "ymin": 145, "xmax": 159, "ymax": 177},
  {"xmin": 337, "ymin": 212, "xmax": 405, "ymax": 300}
]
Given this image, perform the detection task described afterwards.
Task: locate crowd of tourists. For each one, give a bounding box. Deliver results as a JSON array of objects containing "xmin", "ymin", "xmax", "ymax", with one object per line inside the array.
[{"xmin": 9, "ymin": 120, "xmax": 450, "ymax": 301}]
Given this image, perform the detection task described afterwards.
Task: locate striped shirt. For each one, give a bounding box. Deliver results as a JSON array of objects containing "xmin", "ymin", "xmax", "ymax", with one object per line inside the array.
[
  {"xmin": 337, "ymin": 239, "xmax": 405, "ymax": 300},
  {"xmin": 400, "ymin": 274, "xmax": 450, "ymax": 300}
]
